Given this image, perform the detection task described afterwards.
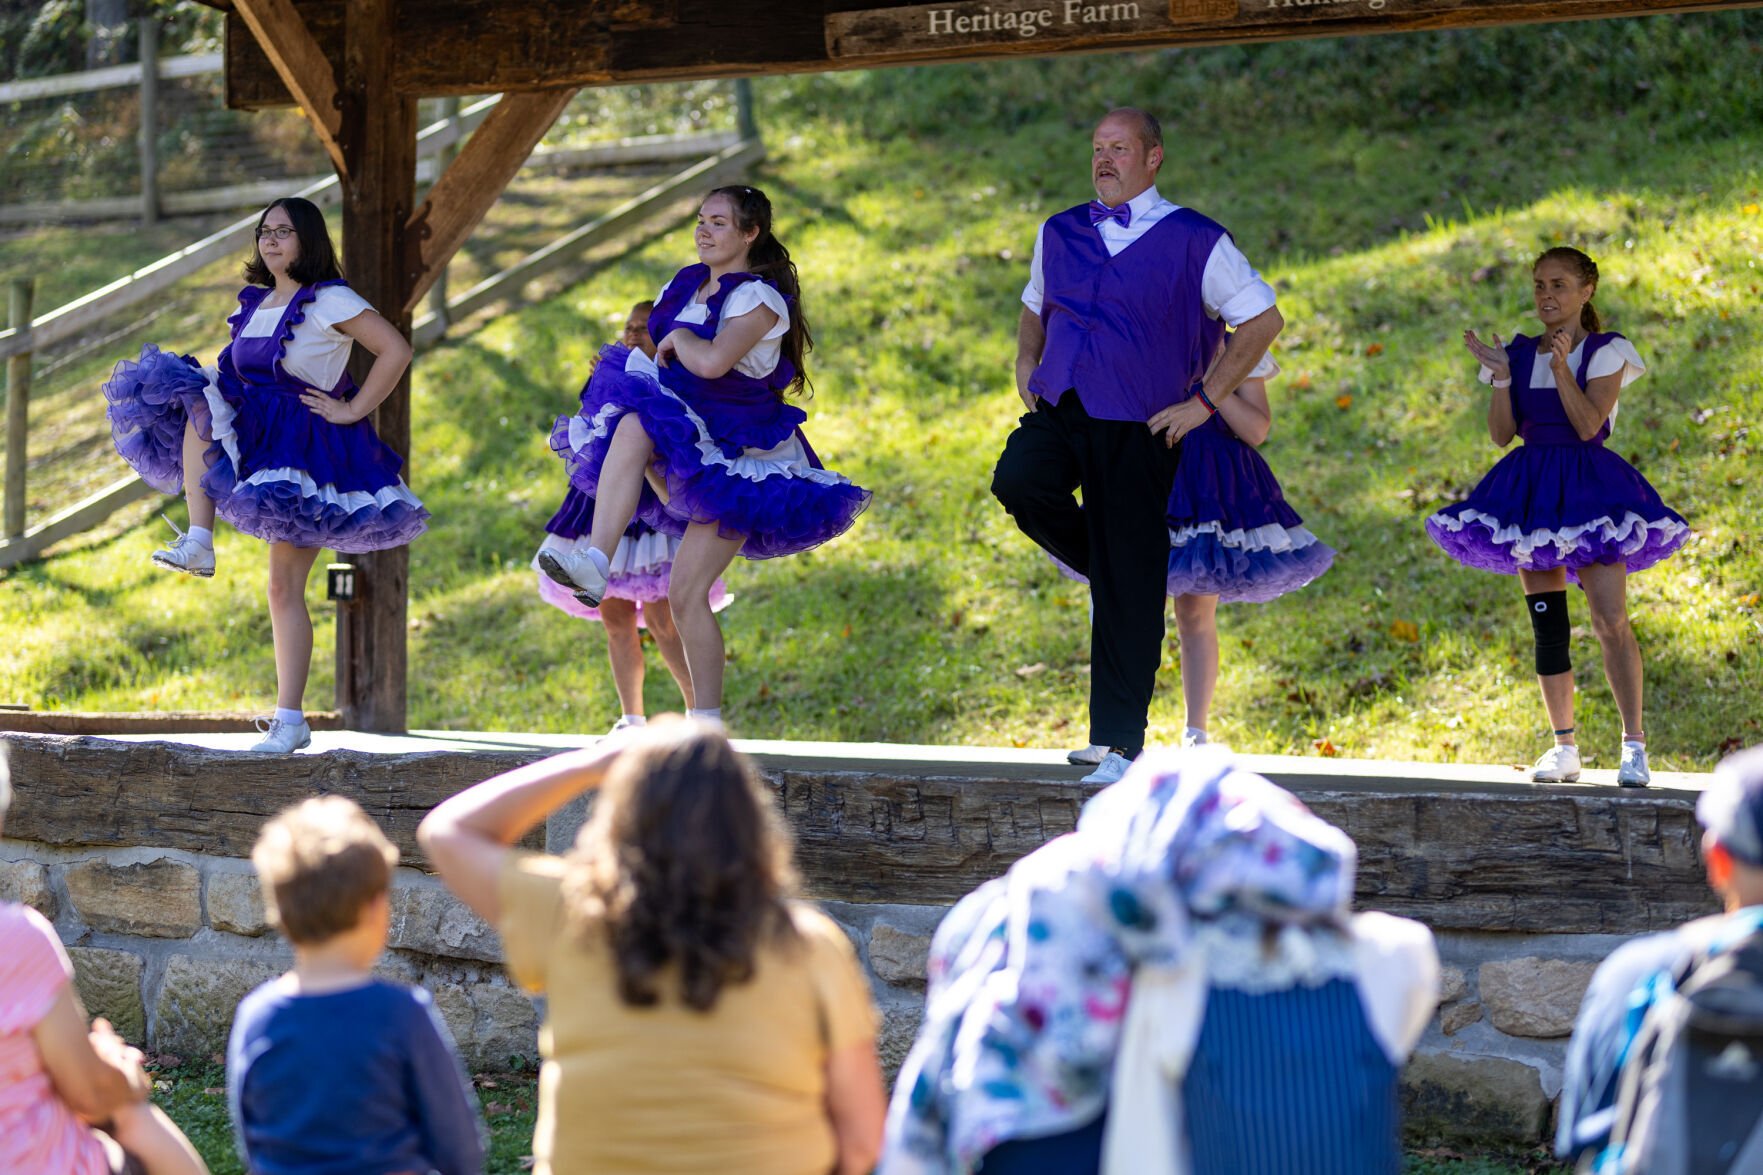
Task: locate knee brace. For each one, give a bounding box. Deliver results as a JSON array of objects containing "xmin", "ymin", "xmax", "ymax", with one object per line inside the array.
[{"xmin": 1526, "ymin": 590, "xmax": 1572, "ymax": 676}]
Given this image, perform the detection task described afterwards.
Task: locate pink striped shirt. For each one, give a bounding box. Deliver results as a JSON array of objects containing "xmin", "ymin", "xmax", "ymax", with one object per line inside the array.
[{"xmin": 0, "ymin": 902, "xmax": 109, "ymax": 1175}]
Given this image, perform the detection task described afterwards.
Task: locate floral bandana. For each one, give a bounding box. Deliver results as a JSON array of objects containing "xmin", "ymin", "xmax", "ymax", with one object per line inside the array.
[{"xmin": 879, "ymin": 746, "xmax": 1357, "ymax": 1174}]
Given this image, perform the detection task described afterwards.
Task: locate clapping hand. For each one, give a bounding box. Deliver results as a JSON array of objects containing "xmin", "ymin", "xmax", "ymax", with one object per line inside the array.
[
  {"xmin": 1546, "ymin": 328, "xmax": 1576, "ymax": 371},
  {"xmin": 1463, "ymin": 330, "xmax": 1510, "ymax": 384},
  {"xmin": 299, "ymin": 389, "xmax": 362, "ymax": 424}
]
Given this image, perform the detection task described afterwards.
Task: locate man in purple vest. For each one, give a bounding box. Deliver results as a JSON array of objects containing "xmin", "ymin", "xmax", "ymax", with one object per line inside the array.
[{"xmin": 992, "ymin": 107, "xmax": 1283, "ymax": 784}]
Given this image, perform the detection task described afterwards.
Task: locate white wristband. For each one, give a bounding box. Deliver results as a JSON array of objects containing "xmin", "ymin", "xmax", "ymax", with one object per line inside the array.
[{"xmin": 1490, "ymin": 375, "xmax": 1512, "ymax": 388}]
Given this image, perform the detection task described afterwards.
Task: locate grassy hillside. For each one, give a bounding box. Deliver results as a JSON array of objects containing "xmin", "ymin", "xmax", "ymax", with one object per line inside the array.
[{"xmin": 3, "ymin": 13, "xmax": 1759, "ymax": 769}]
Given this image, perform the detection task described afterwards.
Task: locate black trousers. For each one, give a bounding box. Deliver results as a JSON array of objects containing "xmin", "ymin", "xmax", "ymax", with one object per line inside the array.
[{"xmin": 991, "ymin": 391, "xmax": 1180, "ymax": 756}]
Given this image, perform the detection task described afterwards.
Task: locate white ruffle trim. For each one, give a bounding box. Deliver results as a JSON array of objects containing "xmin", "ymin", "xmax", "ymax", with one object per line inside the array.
[
  {"xmin": 1167, "ymin": 521, "xmax": 1322, "ymax": 554},
  {"xmin": 197, "ymin": 366, "xmax": 244, "ymax": 470},
  {"xmin": 1193, "ymin": 919, "xmax": 1357, "ymax": 994},
  {"xmin": 565, "ymin": 386, "xmax": 855, "ymax": 490},
  {"xmin": 233, "ymin": 466, "xmax": 423, "ymax": 513},
  {"xmin": 534, "ymin": 530, "xmax": 678, "ymax": 578},
  {"xmin": 1427, "ymin": 506, "xmax": 1688, "ymax": 561}
]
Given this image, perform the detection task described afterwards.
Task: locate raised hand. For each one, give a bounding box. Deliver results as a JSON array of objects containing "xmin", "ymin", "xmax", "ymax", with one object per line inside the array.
[
  {"xmin": 1547, "ymin": 328, "xmax": 1575, "ymax": 370},
  {"xmin": 1463, "ymin": 330, "xmax": 1510, "ymax": 382}
]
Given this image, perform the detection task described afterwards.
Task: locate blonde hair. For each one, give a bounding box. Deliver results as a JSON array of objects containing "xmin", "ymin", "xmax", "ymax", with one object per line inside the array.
[{"xmin": 251, "ymin": 796, "xmax": 398, "ymax": 945}]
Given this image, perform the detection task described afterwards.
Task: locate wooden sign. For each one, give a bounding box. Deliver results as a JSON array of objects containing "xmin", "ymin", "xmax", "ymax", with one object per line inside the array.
[{"xmin": 828, "ymin": 0, "xmax": 1236, "ymax": 57}]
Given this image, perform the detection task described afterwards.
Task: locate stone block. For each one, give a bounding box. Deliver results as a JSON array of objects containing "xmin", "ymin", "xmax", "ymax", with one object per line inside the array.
[
  {"xmin": 869, "ymin": 923, "xmax": 932, "ymax": 988},
  {"xmin": 389, "ymin": 878, "xmax": 503, "ymax": 963},
  {"xmin": 877, "ymin": 1001, "xmax": 924, "ymax": 1086},
  {"xmin": 65, "ymin": 858, "xmax": 200, "ymax": 938},
  {"xmin": 1442, "ymin": 1001, "xmax": 1484, "ymax": 1036},
  {"xmin": 1439, "ymin": 965, "xmax": 1469, "ymax": 1005},
  {"xmin": 207, "ymin": 872, "xmax": 270, "ymax": 937},
  {"xmin": 1401, "ymin": 1052, "xmax": 1551, "ymax": 1146},
  {"xmin": 68, "ymin": 948, "xmax": 146, "ymax": 1043},
  {"xmin": 1479, "ymin": 957, "xmax": 1598, "ymax": 1038},
  {"xmin": 153, "ymin": 955, "xmax": 280, "ymax": 1057},
  {"xmin": 0, "ymin": 858, "xmax": 56, "ymax": 917},
  {"xmin": 430, "ymin": 980, "xmax": 540, "ymax": 1070}
]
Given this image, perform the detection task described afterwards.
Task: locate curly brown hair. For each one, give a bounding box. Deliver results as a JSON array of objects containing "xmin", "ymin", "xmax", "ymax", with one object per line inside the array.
[{"xmin": 561, "ymin": 722, "xmax": 800, "ymax": 1011}]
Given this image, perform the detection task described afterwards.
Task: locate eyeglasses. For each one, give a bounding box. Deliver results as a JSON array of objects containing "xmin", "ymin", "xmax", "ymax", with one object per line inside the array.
[{"xmin": 256, "ymin": 226, "xmax": 296, "ymax": 241}]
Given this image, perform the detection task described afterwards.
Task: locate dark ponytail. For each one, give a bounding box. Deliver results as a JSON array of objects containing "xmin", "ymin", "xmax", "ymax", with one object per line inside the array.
[
  {"xmin": 710, "ymin": 185, "xmax": 813, "ymax": 398},
  {"xmin": 1534, "ymin": 246, "xmax": 1601, "ymax": 333}
]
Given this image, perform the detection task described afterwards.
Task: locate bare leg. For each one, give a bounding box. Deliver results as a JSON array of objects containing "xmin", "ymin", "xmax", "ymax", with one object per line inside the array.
[
  {"xmin": 266, "ymin": 543, "xmax": 323, "ymax": 712},
  {"xmin": 587, "ymin": 414, "xmax": 656, "ymax": 561},
  {"xmin": 180, "ymin": 418, "xmax": 215, "ymax": 530},
  {"xmin": 1172, "ymin": 593, "xmax": 1220, "ymax": 732},
  {"xmin": 598, "ymin": 598, "xmax": 646, "ymax": 716},
  {"xmin": 1519, "ymin": 566, "xmax": 1576, "ymax": 742},
  {"xmin": 667, "ymin": 523, "xmax": 744, "ymax": 710},
  {"xmin": 643, "ymin": 597, "xmax": 696, "ymax": 710},
  {"xmin": 102, "ymin": 1101, "xmax": 210, "ymax": 1175},
  {"xmin": 1578, "ymin": 561, "xmax": 1645, "ymax": 738}
]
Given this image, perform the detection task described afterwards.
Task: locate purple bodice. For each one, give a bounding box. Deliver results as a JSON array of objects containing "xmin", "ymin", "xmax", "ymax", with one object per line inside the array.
[
  {"xmin": 648, "ymin": 264, "xmax": 804, "ymax": 452},
  {"xmin": 220, "ymin": 281, "xmax": 357, "ymax": 401},
  {"xmin": 1028, "ymin": 204, "xmax": 1228, "ymax": 422},
  {"xmin": 1504, "ymin": 332, "xmax": 1622, "ymax": 446}
]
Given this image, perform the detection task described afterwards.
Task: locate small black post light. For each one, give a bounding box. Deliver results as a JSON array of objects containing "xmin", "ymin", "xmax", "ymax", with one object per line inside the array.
[{"xmin": 326, "ymin": 562, "xmax": 358, "ymax": 602}]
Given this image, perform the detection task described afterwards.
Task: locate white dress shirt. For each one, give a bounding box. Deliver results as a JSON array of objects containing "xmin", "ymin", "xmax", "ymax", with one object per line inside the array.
[{"xmin": 1020, "ymin": 186, "xmax": 1278, "ymax": 327}]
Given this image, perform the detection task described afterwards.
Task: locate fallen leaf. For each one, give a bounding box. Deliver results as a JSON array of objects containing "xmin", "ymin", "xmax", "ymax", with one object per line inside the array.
[
  {"xmin": 1313, "ymin": 738, "xmax": 1339, "ymax": 757},
  {"xmin": 1293, "ymin": 372, "xmax": 1313, "ymax": 390},
  {"xmin": 1336, "ymin": 394, "xmax": 1354, "ymax": 410},
  {"xmin": 1389, "ymin": 619, "xmax": 1420, "ymax": 642},
  {"xmin": 1721, "ymin": 736, "xmax": 1746, "ymax": 754},
  {"xmin": 1365, "ymin": 342, "xmax": 1385, "ymax": 357},
  {"xmin": 1014, "ymin": 662, "xmax": 1047, "ymax": 677},
  {"xmin": 841, "ymin": 623, "xmax": 852, "ymax": 638}
]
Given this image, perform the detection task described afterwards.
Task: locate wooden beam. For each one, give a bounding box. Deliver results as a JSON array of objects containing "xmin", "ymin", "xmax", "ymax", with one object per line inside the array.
[
  {"xmin": 401, "ymin": 88, "xmax": 578, "ymax": 314},
  {"xmin": 336, "ymin": 0, "xmax": 417, "ymax": 732},
  {"xmin": 222, "ymin": 0, "xmax": 1763, "ymax": 108},
  {"xmin": 231, "ymin": 0, "xmax": 347, "ymax": 177}
]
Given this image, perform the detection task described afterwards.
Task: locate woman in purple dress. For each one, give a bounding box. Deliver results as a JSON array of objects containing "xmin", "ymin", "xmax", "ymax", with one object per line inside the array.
[
  {"xmin": 104, "ymin": 197, "xmax": 427, "ymax": 753},
  {"xmin": 544, "ymin": 186, "xmax": 870, "ymax": 726},
  {"xmin": 534, "ymin": 300, "xmax": 731, "ymax": 735},
  {"xmin": 1426, "ymin": 247, "xmax": 1686, "ymax": 787}
]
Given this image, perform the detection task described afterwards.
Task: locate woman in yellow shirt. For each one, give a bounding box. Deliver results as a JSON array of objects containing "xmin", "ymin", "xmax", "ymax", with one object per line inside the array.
[{"xmin": 418, "ymin": 721, "xmax": 886, "ymax": 1175}]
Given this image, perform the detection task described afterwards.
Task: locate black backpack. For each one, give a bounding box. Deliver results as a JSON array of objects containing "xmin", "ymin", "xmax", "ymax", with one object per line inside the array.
[{"xmin": 1600, "ymin": 918, "xmax": 1763, "ymax": 1174}]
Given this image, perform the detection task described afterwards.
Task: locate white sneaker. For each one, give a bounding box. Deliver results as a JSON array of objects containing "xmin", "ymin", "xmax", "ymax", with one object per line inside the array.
[
  {"xmin": 605, "ymin": 715, "xmax": 646, "ymax": 737},
  {"xmin": 536, "ymin": 547, "xmax": 607, "ymax": 607},
  {"xmin": 1067, "ymin": 743, "xmax": 1107, "ymax": 766},
  {"xmin": 1080, "ymin": 751, "xmax": 1132, "ymax": 785},
  {"xmin": 1182, "ymin": 728, "xmax": 1209, "ymax": 749},
  {"xmin": 1617, "ymin": 741, "xmax": 1651, "ymax": 787},
  {"xmin": 1530, "ymin": 743, "xmax": 1581, "ymax": 783},
  {"xmin": 150, "ymin": 518, "xmax": 214, "ymax": 578},
  {"xmin": 250, "ymin": 717, "xmax": 311, "ymax": 754}
]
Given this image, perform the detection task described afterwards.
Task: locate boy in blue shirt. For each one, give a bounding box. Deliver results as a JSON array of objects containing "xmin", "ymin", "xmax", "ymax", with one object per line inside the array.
[{"xmin": 227, "ymin": 796, "xmax": 487, "ymax": 1175}]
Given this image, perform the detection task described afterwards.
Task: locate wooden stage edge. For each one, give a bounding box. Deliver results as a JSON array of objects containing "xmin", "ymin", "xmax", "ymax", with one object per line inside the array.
[{"xmin": 1, "ymin": 730, "xmax": 1719, "ymax": 935}]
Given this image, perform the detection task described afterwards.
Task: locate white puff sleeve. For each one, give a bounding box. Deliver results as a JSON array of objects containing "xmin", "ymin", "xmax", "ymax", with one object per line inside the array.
[{"xmin": 720, "ymin": 281, "xmax": 790, "ymax": 341}]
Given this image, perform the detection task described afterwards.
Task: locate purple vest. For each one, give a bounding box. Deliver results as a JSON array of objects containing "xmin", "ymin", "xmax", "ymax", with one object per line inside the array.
[
  {"xmin": 1029, "ymin": 204, "xmax": 1228, "ymax": 422},
  {"xmin": 1504, "ymin": 331, "xmax": 1622, "ymax": 446},
  {"xmin": 648, "ymin": 264, "xmax": 806, "ymax": 453}
]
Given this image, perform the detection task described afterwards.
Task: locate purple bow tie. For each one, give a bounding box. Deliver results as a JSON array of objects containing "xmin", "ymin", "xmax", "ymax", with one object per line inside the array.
[{"xmin": 1089, "ymin": 200, "xmax": 1131, "ymax": 229}]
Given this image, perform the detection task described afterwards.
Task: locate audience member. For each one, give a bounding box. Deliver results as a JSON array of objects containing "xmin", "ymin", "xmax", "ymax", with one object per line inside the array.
[
  {"xmin": 418, "ymin": 721, "xmax": 887, "ymax": 1175},
  {"xmin": 882, "ymin": 746, "xmax": 1438, "ymax": 1175},
  {"xmin": 0, "ymin": 745, "xmax": 210, "ymax": 1175},
  {"xmin": 228, "ymin": 795, "xmax": 485, "ymax": 1175}
]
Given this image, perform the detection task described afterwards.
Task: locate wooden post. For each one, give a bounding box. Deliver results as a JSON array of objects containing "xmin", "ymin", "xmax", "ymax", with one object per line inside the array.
[
  {"xmin": 138, "ymin": 17, "xmax": 159, "ymax": 225},
  {"xmin": 426, "ymin": 96, "xmax": 460, "ymax": 332},
  {"xmin": 4, "ymin": 279, "xmax": 33, "ymax": 540},
  {"xmin": 734, "ymin": 77, "xmax": 757, "ymax": 142},
  {"xmin": 336, "ymin": 0, "xmax": 416, "ymax": 732}
]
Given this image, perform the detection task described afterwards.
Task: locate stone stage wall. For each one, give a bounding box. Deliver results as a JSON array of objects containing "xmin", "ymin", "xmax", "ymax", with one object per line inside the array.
[{"xmin": 0, "ymin": 733, "xmax": 1718, "ymax": 1148}]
